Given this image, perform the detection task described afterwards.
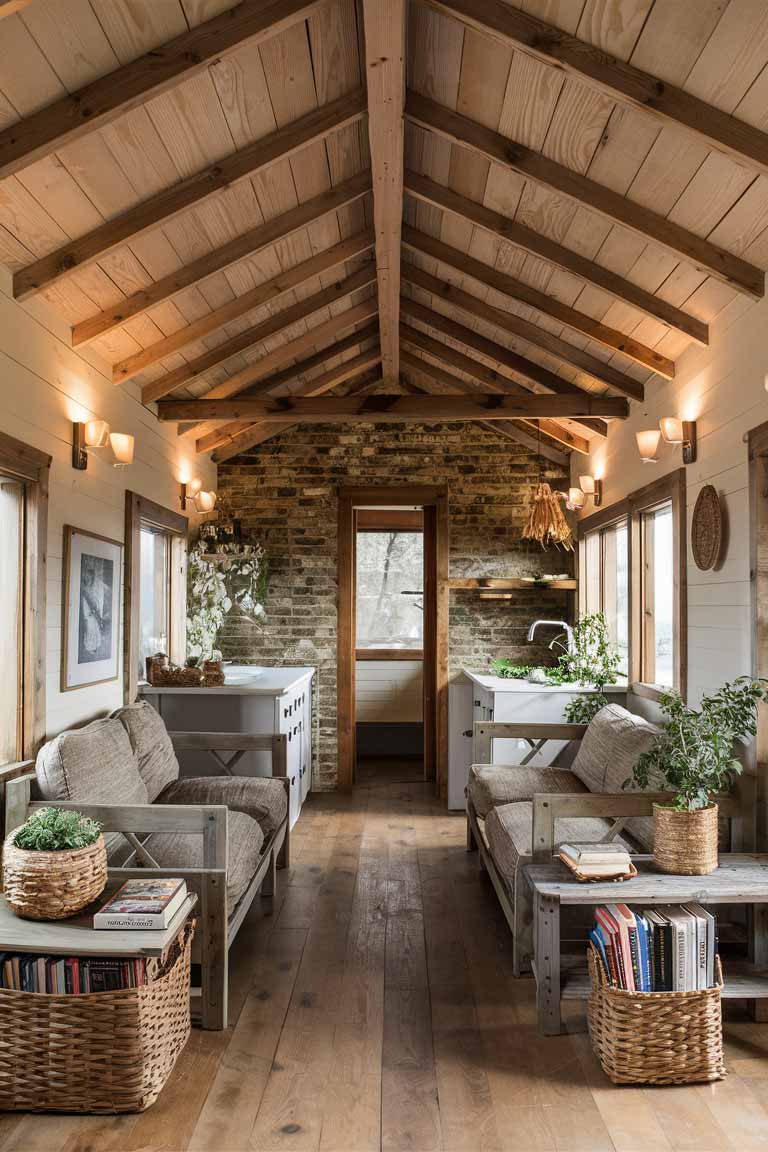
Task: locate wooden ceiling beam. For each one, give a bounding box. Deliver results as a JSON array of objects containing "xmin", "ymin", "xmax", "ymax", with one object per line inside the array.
[
  {"xmin": 401, "ymin": 297, "xmax": 608, "ymax": 438},
  {"xmin": 401, "ymin": 260, "xmax": 644, "ymax": 401},
  {"xmin": 0, "ymin": 0, "xmax": 324, "ymax": 180},
  {"xmin": 179, "ymin": 296, "xmax": 379, "ymax": 440},
  {"xmin": 362, "ymin": 0, "xmax": 405, "ymax": 383},
  {"xmin": 115, "ymin": 230, "xmax": 373, "ymax": 385},
  {"xmin": 423, "ymin": 0, "xmax": 768, "ymax": 179},
  {"xmin": 404, "ymin": 170, "xmax": 709, "ymax": 345},
  {"xmin": 158, "ymin": 393, "xmax": 628, "ymax": 422},
  {"xmin": 402, "ymin": 224, "xmax": 673, "ymax": 379},
  {"xmin": 400, "ymin": 351, "xmax": 569, "ymax": 464},
  {"xmin": 399, "ymin": 343, "xmax": 588, "ymax": 455},
  {"xmin": 15, "ymin": 90, "xmax": 367, "ymax": 301},
  {"xmin": 141, "ymin": 262, "xmax": 376, "ymax": 404},
  {"xmin": 196, "ymin": 345, "xmax": 382, "ymax": 453},
  {"xmin": 405, "ymin": 90, "xmax": 763, "ymax": 301},
  {"xmin": 72, "ymin": 169, "xmax": 372, "ymax": 347}
]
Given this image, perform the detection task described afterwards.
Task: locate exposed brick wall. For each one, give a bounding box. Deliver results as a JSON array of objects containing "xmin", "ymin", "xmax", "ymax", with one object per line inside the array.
[{"xmin": 216, "ymin": 422, "xmax": 572, "ymax": 790}]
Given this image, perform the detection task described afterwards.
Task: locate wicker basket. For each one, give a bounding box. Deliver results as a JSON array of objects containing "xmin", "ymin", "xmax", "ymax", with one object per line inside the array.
[
  {"xmin": 653, "ymin": 802, "xmax": 719, "ymax": 875},
  {"xmin": 587, "ymin": 946, "xmax": 725, "ymax": 1085},
  {"xmin": 2, "ymin": 832, "xmax": 108, "ymax": 920},
  {"xmin": 0, "ymin": 921, "xmax": 193, "ymax": 1113}
]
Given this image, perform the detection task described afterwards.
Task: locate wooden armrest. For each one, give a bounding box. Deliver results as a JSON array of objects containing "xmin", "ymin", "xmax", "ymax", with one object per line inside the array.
[
  {"xmin": 0, "ymin": 761, "xmax": 34, "ymax": 785},
  {"xmin": 168, "ymin": 731, "xmax": 288, "ymax": 778},
  {"xmin": 473, "ymin": 721, "xmax": 586, "ymax": 763}
]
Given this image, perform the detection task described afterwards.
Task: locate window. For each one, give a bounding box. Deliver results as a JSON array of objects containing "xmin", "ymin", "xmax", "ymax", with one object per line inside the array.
[
  {"xmin": 0, "ymin": 433, "xmax": 50, "ymax": 766},
  {"xmin": 579, "ymin": 470, "xmax": 686, "ymax": 696},
  {"xmin": 356, "ymin": 531, "xmax": 424, "ymax": 649},
  {"xmin": 139, "ymin": 527, "xmax": 171, "ymax": 681}
]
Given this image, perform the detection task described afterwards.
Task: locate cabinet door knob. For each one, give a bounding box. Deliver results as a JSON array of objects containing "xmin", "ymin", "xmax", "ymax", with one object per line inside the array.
[
  {"xmin": 474, "ymin": 700, "xmax": 481, "ymax": 707},
  {"xmin": 463, "ymin": 729, "xmax": 473, "ymax": 738}
]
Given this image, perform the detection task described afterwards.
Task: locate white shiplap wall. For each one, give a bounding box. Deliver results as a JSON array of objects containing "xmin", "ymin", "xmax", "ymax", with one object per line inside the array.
[
  {"xmin": 0, "ymin": 266, "xmax": 215, "ymax": 740},
  {"xmin": 574, "ymin": 291, "xmax": 768, "ymax": 706}
]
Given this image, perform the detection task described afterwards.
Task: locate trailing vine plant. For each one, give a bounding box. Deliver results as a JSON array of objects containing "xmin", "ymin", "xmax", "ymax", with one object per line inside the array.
[{"xmin": 552, "ymin": 613, "xmax": 621, "ymax": 723}]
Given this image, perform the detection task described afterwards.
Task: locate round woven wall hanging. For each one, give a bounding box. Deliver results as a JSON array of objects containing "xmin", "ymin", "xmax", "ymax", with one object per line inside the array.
[{"xmin": 691, "ymin": 484, "xmax": 722, "ymax": 570}]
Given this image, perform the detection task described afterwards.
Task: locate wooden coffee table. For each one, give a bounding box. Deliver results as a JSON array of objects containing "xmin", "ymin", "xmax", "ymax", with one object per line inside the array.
[{"xmin": 526, "ymin": 854, "xmax": 768, "ymax": 1035}]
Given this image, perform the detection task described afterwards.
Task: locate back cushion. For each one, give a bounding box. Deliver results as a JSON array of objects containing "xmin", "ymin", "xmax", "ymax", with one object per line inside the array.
[
  {"xmin": 571, "ymin": 704, "xmax": 660, "ymax": 794},
  {"xmin": 112, "ymin": 702, "xmax": 179, "ymax": 801}
]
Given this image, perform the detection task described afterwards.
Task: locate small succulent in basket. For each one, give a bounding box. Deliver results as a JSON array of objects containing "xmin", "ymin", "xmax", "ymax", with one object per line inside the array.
[{"xmin": 3, "ymin": 808, "xmax": 107, "ymax": 921}]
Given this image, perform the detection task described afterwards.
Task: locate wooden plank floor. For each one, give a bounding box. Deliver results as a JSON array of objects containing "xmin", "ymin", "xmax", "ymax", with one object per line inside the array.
[{"xmin": 5, "ymin": 775, "xmax": 768, "ymax": 1151}]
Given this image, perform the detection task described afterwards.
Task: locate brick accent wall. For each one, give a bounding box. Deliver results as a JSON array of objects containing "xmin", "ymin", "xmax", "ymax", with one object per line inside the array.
[{"xmin": 217, "ymin": 422, "xmax": 572, "ymax": 790}]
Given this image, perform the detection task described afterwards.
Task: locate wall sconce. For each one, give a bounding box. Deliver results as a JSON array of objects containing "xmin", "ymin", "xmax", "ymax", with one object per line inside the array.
[
  {"xmin": 194, "ymin": 490, "xmax": 217, "ymax": 513},
  {"xmin": 579, "ymin": 474, "xmax": 603, "ymax": 507},
  {"xmin": 180, "ymin": 477, "xmax": 202, "ymax": 511},
  {"xmin": 109, "ymin": 432, "xmax": 134, "ymax": 468},
  {"xmin": 660, "ymin": 416, "xmax": 697, "ymax": 464},
  {"xmin": 636, "ymin": 429, "xmax": 661, "ymax": 463},
  {"xmin": 566, "ymin": 486, "xmax": 586, "ymax": 510},
  {"xmin": 72, "ymin": 419, "xmax": 111, "ymax": 469}
]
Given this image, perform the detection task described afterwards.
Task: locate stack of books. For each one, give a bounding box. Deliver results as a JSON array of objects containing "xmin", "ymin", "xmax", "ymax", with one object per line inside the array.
[
  {"xmin": 560, "ymin": 842, "xmax": 632, "ymax": 879},
  {"xmin": 590, "ymin": 903, "xmax": 718, "ymax": 992},
  {"xmin": 0, "ymin": 954, "xmax": 154, "ymax": 993},
  {"xmin": 93, "ymin": 878, "xmax": 188, "ymax": 930}
]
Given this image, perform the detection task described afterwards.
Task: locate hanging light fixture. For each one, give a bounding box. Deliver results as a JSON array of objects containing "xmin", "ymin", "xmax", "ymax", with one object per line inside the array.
[
  {"xmin": 109, "ymin": 432, "xmax": 134, "ymax": 468},
  {"xmin": 72, "ymin": 418, "xmax": 111, "ymax": 469},
  {"xmin": 636, "ymin": 429, "xmax": 661, "ymax": 463},
  {"xmin": 578, "ymin": 474, "xmax": 603, "ymax": 507}
]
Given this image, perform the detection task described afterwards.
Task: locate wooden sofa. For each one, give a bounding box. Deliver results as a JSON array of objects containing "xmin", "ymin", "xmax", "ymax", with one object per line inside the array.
[
  {"xmin": 466, "ymin": 701, "xmax": 756, "ymax": 977},
  {"xmin": 3, "ymin": 701, "xmax": 291, "ymax": 1029}
]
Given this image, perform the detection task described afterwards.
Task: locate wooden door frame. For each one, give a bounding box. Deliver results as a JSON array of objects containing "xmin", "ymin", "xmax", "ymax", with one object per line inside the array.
[{"xmin": 337, "ymin": 485, "xmax": 449, "ymax": 796}]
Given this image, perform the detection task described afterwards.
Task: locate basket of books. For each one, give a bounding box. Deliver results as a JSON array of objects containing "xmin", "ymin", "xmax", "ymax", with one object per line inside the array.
[
  {"xmin": 588, "ymin": 903, "xmax": 725, "ymax": 1085},
  {"xmin": 0, "ymin": 918, "xmax": 194, "ymax": 1113}
]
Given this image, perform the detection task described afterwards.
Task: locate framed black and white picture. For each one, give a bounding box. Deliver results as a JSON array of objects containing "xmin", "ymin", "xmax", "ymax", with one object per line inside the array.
[{"xmin": 62, "ymin": 526, "xmax": 122, "ymax": 691}]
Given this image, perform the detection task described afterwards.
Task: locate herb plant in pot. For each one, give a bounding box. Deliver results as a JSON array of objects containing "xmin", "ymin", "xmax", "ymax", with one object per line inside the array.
[
  {"xmin": 629, "ymin": 678, "xmax": 768, "ymax": 876},
  {"xmin": 2, "ymin": 807, "xmax": 107, "ymax": 920}
]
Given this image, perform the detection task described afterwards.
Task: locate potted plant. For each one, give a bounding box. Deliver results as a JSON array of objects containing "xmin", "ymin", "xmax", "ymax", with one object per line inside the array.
[
  {"xmin": 629, "ymin": 677, "xmax": 768, "ymax": 875},
  {"xmin": 551, "ymin": 613, "xmax": 622, "ymax": 724},
  {"xmin": 2, "ymin": 807, "xmax": 107, "ymax": 920}
]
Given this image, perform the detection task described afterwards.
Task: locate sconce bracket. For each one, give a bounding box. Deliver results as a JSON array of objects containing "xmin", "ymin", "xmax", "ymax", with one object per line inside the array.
[
  {"xmin": 682, "ymin": 421, "xmax": 697, "ymax": 465},
  {"xmin": 72, "ymin": 422, "xmax": 88, "ymax": 471}
]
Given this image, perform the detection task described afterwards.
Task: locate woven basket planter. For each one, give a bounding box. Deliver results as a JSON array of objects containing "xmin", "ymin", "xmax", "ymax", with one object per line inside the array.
[
  {"xmin": 587, "ymin": 946, "xmax": 725, "ymax": 1085},
  {"xmin": 2, "ymin": 831, "xmax": 108, "ymax": 921},
  {"xmin": 653, "ymin": 802, "xmax": 719, "ymax": 875},
  {"xmin": 0, "ymin": 922, "xmax": 193, "ymax": 1113}
]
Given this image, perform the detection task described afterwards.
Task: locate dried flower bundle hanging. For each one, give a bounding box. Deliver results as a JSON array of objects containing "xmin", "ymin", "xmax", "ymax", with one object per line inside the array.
[{"xmin": 521, "ymin": 482, "xmax": 574, "ymax": 551}]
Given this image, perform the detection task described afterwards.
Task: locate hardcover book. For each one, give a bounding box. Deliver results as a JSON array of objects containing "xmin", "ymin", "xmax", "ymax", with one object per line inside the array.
[{"xmin": 93, "ymin": 878, "xmax": 187, "ymax": 930}]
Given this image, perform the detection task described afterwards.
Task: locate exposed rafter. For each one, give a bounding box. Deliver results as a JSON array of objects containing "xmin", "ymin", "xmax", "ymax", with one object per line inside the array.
[
  {"xmin": 402, "ymin": 225, "xmax": 673, "ymax": 379},
  {"xmin": 423, "ymin": 0, "xmax": 768, "ymax": 179},
  {"xmin": 401, "ymin": 260, "xmax": 644, "ymax": 401},
  {"xmin": 0, "ymin": 0, "xmax": 324, "ymax": 180},
  {"xmin": 15, "ymin": 90, "xmax": 367, "ymax": 301},
  {"xmin": 405, "ymin": 90, "xmax": 763, "ymax": 301},
  {"xmin": 179, "ymin": 296, "xmax": 378, "ymax": 440},
  {"xmin": 399, "ymin": 342, "xmax": 589, "ymax": 455},
  {"xmin": 72, "ymin": 170, "xmax": 372, "ymax": 347},
  {"xmin": 362, "ymin": 0, "xmax": 405, "ymax": 383},
  {"xmin": 141, "ymin": 262, "xmax": 376, "ymax": 405},
  {"xmin": 405, "ymin": 170, "xmax": 709, "ymax": 344},
  {"xmin": 401, "ymin": 297, "xmax": 608, "ymax": 439},
  {"xmin": 158, "ymin": 392, "xmax": 629, "ymax": 422}
]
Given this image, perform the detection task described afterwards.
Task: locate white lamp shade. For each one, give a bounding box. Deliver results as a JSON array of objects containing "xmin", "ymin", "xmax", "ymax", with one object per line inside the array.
[
  {"xmin": 84, "ymin": 419, "xmax": 110, "ymax": 447},
  {"xmin": 188, "ymin": 477, "xmax": 203, "ymax": 496},
  {"xmin": 194, "ymin": 490, "xmax": 217, "ymax": 513},
  {"xmin": 109, "ymin": 432, "xmax": 134, "ymax": 465},
  {"xmin": 636, "ymin": 429, "xmax": 661, "ymax": 460},
  {"xmin": 578, "ymin": 474, "xmax": 595, "ymax": 495},
  {"xmin": 659, "ymin": 416, "xmax": 684, "ymax": 444},
  {"xmin": 568, "ymin": 487, "xmax": 586, "ymax": 509}
]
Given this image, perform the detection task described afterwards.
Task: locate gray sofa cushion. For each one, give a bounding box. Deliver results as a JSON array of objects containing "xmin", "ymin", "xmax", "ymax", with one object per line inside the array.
[
  {"xmin": 112, "ymin": 702, "xmax": 179, "ymax": 802},
  {"xmin": 35, "ymin": 717, "xmax": 148, "ymax": 852},
  {"xmin": 158, "ymin": 775, "xmax": 287, "ymax": 836},
  {"xmin": 468, "ymin": 764, "xmax": 586, "ymax": 819},
  {"xmin": 142, "ymin": 810, "xmax": 265, "ymax": 914},
  {"xmin": 571, "ymin": 704, "xmax": 659, "ymax": 794},
  {"xmin": 484, "ymin": 800, "xmax": 632, "ymax": 890}
]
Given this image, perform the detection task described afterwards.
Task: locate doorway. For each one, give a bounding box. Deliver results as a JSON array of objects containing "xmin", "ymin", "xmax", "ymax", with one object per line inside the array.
[{"xmin": 337, "ymin": 486, "xmax": 449, "ymax": 794}]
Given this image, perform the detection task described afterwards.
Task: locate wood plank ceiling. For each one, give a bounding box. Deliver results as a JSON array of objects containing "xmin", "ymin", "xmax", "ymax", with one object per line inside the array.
[{"xmin": 2, "ymin": 0, "xmax": 768, "ymax": 468}]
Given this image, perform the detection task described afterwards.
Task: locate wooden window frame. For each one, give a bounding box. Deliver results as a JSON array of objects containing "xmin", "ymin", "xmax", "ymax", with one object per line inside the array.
[
  {"xmin": 124, "ymin": 492, "xmax": 188, "ymax": 704},
  {"xmin": 578, "ymin": 469, "xmax": 687, "ymax": 699},
  {"xmin": 0, "ymin": 430, "xmax": 51, "ymax": 760}
]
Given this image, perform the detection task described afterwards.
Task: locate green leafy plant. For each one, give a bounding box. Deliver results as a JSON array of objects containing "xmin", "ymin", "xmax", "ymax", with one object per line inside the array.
[
  {"xmin": 564, "ymin": 692, "xmax": 612, "ymax": 725},
  {"xmin": 14, "ymin": 808, "xmax": 102, "ymax": 852},
  {"xmin": 629, "ymin": 677, "xmax": 768, "ymax": 811},
  {"xmin": 490, "ymin": 660, "xmax": 533, "ymax": 680},
  {"xmin": 186, "ymin": 542, "xmax": 269, "ymax": 661}
]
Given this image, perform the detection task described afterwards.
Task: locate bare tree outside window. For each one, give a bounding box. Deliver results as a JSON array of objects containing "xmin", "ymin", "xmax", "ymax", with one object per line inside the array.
[{"xmin": 356, "ymin": 532, "xmax": 423, "ymax": 649}]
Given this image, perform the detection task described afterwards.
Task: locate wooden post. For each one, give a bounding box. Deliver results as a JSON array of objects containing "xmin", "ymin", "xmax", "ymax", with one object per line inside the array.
[
  {"xmin": 200, "ymin": 870, "xmax": 228, "ymax": 1031},
  {"xmin": 536, "ymin": 893, "xmax": 562, "ymax": 1036}
]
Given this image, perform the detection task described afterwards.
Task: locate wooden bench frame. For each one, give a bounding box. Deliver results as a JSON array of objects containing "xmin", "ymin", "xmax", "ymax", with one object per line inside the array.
[
  {"xmin": 2, "ymin": 729, "xmax": 291, "ymax": 1031},
  {"xmin": 466, "ymin": 720, "xmax": 756, "ymax": 979}
]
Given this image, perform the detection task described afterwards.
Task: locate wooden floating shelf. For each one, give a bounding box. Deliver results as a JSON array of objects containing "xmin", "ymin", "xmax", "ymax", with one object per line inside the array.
[{"xmin": 446, "ymin": 578, "xmax": 577, "ymax": 591}]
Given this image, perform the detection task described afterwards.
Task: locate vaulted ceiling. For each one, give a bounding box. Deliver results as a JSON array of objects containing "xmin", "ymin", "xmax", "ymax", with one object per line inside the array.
[{"xmin": 1, "ymin": 0, "xmax": 768, "ymax": 467}]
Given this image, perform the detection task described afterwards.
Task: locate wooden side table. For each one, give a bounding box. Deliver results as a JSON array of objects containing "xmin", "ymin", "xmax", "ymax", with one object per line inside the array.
[{"xmin": 526, "ymin": 854, "xmax": 768, "ymax": 1035}]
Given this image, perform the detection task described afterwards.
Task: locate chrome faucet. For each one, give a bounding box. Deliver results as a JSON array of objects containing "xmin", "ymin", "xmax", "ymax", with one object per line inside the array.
[{"xmin": 527, "ymin": 619, "xmax": 575, "ymax": 655}]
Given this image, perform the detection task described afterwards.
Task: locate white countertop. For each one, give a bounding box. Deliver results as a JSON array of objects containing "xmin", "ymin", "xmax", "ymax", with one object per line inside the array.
[
  {"xmin": 461, "ymin": 670, "xmax": 627, "ymax": 693},
  {"xmin": 139, "ymin": 665, "xmax": 315, "ymax": 696}
]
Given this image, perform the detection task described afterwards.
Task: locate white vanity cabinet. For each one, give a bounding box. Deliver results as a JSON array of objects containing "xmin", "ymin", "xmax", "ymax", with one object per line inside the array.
[{"xmin": 140, "ymin": 665, "xmax": 315, "ymax": 829}]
